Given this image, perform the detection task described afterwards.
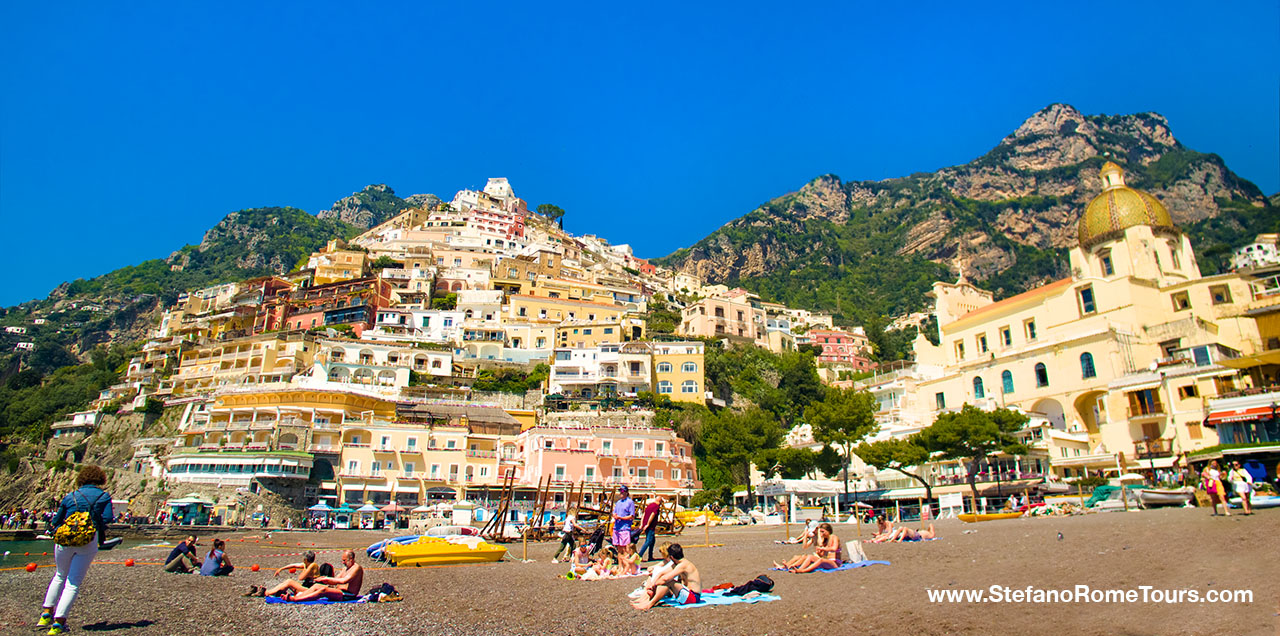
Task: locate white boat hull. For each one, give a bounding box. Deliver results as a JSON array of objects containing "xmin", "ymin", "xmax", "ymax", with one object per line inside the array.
[{"xmin": 1138, "ymin": 488, "xmax": 1195, "ymax": 507}]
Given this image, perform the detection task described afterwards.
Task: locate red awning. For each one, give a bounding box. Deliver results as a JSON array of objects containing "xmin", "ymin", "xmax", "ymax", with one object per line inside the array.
[{"xmin": 1205, "ymin": 406, "xmax": 1274, "ymax": 427}]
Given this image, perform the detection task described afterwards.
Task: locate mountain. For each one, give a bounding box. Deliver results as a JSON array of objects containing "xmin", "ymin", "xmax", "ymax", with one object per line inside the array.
[
  {"xmin": 2, "ymin": 207, "xmax": 358, "ymax": 358},
  {"xmin": 656, "ymin": 104, "xmax": 1276, "ymax": 328},
  {"xmin": 318, "ymin": 184, "xmax": 438, "ymax": 229}
]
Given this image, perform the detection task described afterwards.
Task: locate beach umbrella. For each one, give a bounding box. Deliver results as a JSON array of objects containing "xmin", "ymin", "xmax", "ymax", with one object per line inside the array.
[{"xmin": 1118, "ymin": 473, "xmax": 1146, "ymax": 482}]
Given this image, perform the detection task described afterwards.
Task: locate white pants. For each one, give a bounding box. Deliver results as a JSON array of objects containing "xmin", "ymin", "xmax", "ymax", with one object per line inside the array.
[{"xmin": 43, "ymin": 533, "xmax": 98, "ymax": 618}]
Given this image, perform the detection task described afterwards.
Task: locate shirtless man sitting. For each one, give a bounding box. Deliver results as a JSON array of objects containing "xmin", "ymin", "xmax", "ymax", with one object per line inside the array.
[
  {"xmin": 286, "ymin": 550, "xmax": 364, "ymax": 602},
  {"xmin": 630, "ymin": 544, "xmax": 701, "ymax": 610},
  {"xmin": 251, "ymin": 551, "xmax": 322, "ymax": 597}
]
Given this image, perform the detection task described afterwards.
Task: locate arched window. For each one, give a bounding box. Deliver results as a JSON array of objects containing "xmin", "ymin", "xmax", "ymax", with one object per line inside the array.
[
  {"xmin": 681, "ymin": 380, "xmax": 697, "ymax": 393},
  {"xmin": 973, "ymin": 377, "xmax": 985, "ymax": 399},
  {"xmin": 1035, "ymin": 363, "xmax": 1049, "ymax": 388},
  {"xmin": 681, "ymin": 362, "xmax": 698, "ymax": 373},
  {"xmin": 1080, "ymin": 352, "xmax": 1096, "ymax": 379},
  {"xmin": 657, "ymin": 380, "xmax": 673, "ymax": 394},
  {"xmin": 657, "ymin": 362, "xmax": 673, "ymax": 373},
  {"xmin": 1001, "ymin": 370, "xmax": 1014, "ymax": 394}
]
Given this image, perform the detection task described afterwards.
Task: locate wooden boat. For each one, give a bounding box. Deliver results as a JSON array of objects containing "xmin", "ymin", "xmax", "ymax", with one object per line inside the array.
[
  {"xmin": 957, "ymin": 512, "xmax": 1023, "ymax": 523},
  {"xmin": 1137, "ymin": 487, "xmax": 1195, "ymax": 507},
  {"xmin": 383, "ymin": 536, "xmax": 507, "ymax": 567}
]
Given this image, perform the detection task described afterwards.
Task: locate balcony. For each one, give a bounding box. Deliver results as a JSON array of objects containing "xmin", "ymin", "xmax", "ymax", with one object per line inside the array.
[
  {"xmin": 307, "ymin": 445, "xmax": 338, "ymax": 454},
  {"xmin": 343, "ymin": 442, "xmax": 371, "ymax": 448},
  {"xmin": 1133, "ymin": 439, "xmax": 1174, "ymax": 459},
  {"xmin": 466, "ymin": 449, "xmax": 497, "ymax": 459},
  {"xmin": 934, "ymin": 471, "xmax": 1046, "ymax": 486},
  {"xmin": 1127, "ymin": 406, "xmax": 1166, "ymax": 421}
]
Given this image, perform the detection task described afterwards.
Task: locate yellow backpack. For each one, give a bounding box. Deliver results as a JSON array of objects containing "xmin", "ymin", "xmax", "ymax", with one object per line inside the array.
[{"xmin": 54, "ymin": 492, "xmax": 97, "ymax": 547}]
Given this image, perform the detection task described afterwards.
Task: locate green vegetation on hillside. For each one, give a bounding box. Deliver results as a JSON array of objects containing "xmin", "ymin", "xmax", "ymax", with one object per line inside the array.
[
  {"xmin": 54, "ymin": 207, "xmax": 358, "ymax": 308},
  {"xmin": 0, "ymin": 345, "xmax": 130, "ymax": 442}
]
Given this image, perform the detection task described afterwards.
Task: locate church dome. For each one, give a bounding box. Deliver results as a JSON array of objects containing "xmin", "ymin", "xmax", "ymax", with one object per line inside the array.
[{"xmin": 1077, "ymin": 162, "xmax": 1176, "ymax": 248}]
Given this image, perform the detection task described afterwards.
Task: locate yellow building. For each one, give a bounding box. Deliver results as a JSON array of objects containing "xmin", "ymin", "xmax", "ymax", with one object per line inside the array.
[
  {"xmin": 508, "ymin": 294, "xmax": 625, "ymax": 324},
  {"xmin": 309, "ymin": 239, "xmax": 370, "ymax": 285},
  {"xmin": 912, "ymin": 162, "xmax": 1266, "ymax": 478},
  {"xmin": 167, "ymin": 332, "xmax": 319, "ymax": 395},
  {"xmin": 337, "ymin": 402, "xmax": 523, "ymax": 505},
  {"xmin": 555, "ymin": 318, "xmax": 646, "ymax": 349},
  {"xmin": 652, "ymin": 341, "xmax": 705, "ymax": 404}
]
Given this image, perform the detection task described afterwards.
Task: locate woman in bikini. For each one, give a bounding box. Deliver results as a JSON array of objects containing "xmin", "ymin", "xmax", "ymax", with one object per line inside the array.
[{"xmin": 786, "ymin": 523, "xmax": 842, "ymax": 573}]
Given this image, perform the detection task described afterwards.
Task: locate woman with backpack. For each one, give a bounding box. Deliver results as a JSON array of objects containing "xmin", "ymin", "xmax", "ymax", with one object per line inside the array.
[{"xmin": 38, "ymin": 465, "xmax": 113, "ymax": 635}]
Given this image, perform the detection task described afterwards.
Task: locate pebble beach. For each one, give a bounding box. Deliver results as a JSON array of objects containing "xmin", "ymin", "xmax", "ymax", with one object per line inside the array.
[{"xmin": 0, "ymin": 507, "xmax": 1274, "ymax": 636}]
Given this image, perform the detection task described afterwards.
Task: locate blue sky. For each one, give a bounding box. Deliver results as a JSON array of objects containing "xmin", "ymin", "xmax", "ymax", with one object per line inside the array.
[{"xmin": 2, "ymin": 1, "xmax": 1277, "ymax": 306}]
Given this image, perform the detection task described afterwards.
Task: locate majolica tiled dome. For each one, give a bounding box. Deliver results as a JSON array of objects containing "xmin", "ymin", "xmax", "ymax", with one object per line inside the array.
[{"xmin": 1077, "ymin": 161, "xmax": 1176, "ymax": 248}]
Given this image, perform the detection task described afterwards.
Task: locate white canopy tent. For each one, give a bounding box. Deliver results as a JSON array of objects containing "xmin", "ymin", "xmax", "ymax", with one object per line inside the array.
[{"xmin": 758, "ymin": 478, "xmax": 843, "ymax": 522}]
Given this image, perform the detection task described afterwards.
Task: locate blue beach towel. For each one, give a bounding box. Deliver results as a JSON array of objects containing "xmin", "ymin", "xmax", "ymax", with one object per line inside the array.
[
  {"xmin": 771, "ymin": 559, "xmax": 890, "ymax": 573},
  {"xmin": 659, "ymin": 590, "xmax": 780, "ymax": 609},
  {"xmin": 264, "ymin": 595, "xmax": 366, "ymax": 605}
]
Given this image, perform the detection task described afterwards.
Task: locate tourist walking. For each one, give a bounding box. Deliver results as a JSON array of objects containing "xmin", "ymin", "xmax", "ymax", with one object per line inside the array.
[
  {"xmin": 38, "ymin": 465, "xmax": 113, "ymax": 635},
  {"xmin": 1228, "ymin": 461, "xmax": 1254, "ymax": 515},
  {"xmin": 1202, "ymin": 460, "xmax": 1231, "ymax": 517},
  {"xmin": 637, "ymin": 495, "xmax": 663, "ymax": 561}
]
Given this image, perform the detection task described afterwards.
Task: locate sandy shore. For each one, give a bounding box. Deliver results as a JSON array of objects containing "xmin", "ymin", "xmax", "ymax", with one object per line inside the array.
[{"xmin": 0, "ymin": 507, "xmax": 1274, "ymax": 635}]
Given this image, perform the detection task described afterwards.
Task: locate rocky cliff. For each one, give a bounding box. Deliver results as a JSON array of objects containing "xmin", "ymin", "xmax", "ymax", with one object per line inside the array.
[
  {"xmin": 658, "ymin": 104, "xmax": 1274, "ymax": 322},
  {"xmin": 318, "ymin": 184, "xmax": 438, "ymax": 229}
]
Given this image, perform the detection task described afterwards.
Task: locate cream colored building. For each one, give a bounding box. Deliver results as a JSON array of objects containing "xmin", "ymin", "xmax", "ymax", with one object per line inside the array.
[
  {"xmin": 911, "ymin": 162, "xmax": 1265, "ymax": 477},
  {"xmin": 167, "ymin": 332, "xmax": 318, "ymax": 395}
]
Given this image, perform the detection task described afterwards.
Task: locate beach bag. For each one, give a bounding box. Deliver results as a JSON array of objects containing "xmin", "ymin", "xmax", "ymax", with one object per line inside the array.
[
  {"xmin": 54, "ymin": 492, "xmax": 96, "ymax": 547},
  {"xmin": 845, "ymin": 539, "xmax": 868, "ymax": 564},
  {"xmin": 726, "ymin": 574, "xmax": 774, "ymax": 596}
]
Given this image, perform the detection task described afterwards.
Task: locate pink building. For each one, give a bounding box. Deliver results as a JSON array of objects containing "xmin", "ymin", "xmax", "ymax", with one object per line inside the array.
[
  {"xmin": 808, "ymin": 328, "xmax": 875, "ymax": 370},
  {"xmin": 516, "ymin": 423, "xmax": 699, "ymax": 498}
]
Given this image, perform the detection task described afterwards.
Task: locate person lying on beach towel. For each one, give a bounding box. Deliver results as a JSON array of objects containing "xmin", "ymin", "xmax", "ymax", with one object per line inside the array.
[
  {"xmin": 867, "ymin": 518, "xmax": 896, "ymax": 543},
  {"xmin": 887, "ymin": 523, "xmax": 937, "ymax": 542},
  {"xmin": 282, "ymin": 550, "xmax": 363, "ymax": 602},
  {"xmin": 630, "ymin": 544, "xmax": 701, "ymax": 610}
]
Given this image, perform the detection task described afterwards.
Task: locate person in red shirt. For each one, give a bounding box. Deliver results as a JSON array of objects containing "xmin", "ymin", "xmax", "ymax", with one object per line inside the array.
[{"xmin": 636, "ymin": 495, "xmax": 664, "ymax": 561}]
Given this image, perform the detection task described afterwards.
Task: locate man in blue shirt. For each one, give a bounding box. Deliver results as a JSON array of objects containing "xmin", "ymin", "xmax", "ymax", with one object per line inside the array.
[
  {"xmin": 611, "ymin": 486, "xmax": 636, "ymax": 553},
  {"xmin": 163, "ymin": 536, "xmax": 202, "ymax": 573}
]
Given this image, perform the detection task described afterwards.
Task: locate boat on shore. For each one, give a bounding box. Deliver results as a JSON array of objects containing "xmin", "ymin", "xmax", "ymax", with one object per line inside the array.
[
  {"xmin": 958, "ymin": 512, "xmax": 1023, "ymax": 523},
  {"xmin": 383, "ymin": 536, "xmax": 507, "ymax": 567},
  {"xmin": 1137, "ymin": 487, "xmax": 1195, "ymax": 507},
  {"xmin": 1229, "ymin": 495, "xmax": 1280, "ymax": 509}
]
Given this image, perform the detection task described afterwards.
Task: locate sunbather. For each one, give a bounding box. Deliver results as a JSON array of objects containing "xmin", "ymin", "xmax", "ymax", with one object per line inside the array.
[
  {"xmin": 630, "ymin": 544, "xmax": 701, "ymax": 610},
  {"xmin": 891, "ymin": 523, "xmax": 937, "ymax": 542},
  {"xmin": 249, "ymin": 551, "xmax": 321, "ymax": 597},
  {"xmin": 283, "ymin": 550, "xmax": 363, "ymax": 602},
  {"xmin": 868, "ymin": 518, "xmax": 896, "ymax": 543},
  {"xmin": 569, "ymin": 542, "xmax": 593, "ymax": 576},
  {"xmin": 783, "ymin": 523, "xmax": 842, "ymax": 573}
]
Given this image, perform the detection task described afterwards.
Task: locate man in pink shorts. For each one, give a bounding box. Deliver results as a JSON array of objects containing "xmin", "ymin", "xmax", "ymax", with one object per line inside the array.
[{"xmin": 611, "ymin": 485, "xmax": 635, "ymax": 551}]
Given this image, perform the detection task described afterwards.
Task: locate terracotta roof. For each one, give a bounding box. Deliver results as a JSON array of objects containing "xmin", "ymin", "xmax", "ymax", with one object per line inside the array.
[{"xmin": 947, "ymin": 278, "xmax": 1074, "ymax": 328}]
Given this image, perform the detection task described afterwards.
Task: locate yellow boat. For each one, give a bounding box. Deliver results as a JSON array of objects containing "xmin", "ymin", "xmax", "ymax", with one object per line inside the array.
[
  {"xmin": 958, "ymin": 512, "xmax": 1024, "ymax": 523},
  {"xmin": 383, "ymin": 536, "xmax": 508, "ymax": 567},
  {"xmin": 675, "ymin": 510, "xmax": 721, "ymax": 525}
]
